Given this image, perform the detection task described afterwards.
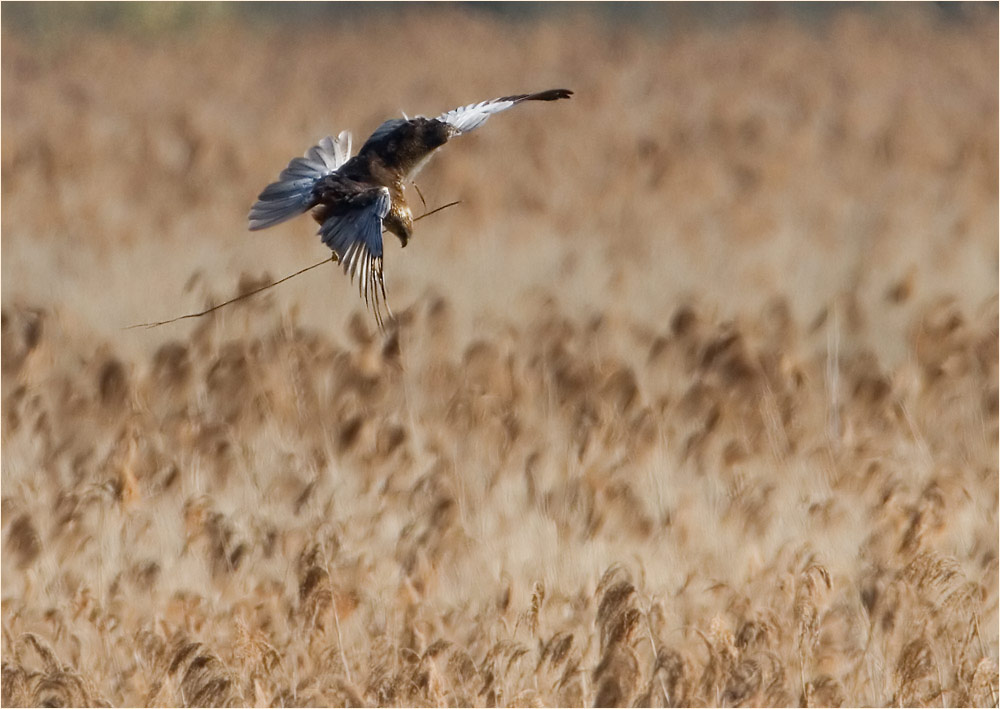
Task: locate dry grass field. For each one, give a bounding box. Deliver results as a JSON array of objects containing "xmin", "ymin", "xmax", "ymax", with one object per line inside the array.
[{"xmin": 2, "ymin": 5, "xmax": 998, "ymax": 707}]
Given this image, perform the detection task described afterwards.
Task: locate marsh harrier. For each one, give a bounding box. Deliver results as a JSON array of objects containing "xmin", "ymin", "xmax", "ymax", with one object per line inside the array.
[{"xmin": 248, "ymin": 88, "xmax": 573, "ymax": 328}]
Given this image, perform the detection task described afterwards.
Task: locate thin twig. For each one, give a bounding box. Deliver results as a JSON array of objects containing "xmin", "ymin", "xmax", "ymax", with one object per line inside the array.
[
  {"xmin": 124, "ymin": 200, "xmax": 461, "ymax": 330},
  {"xmin": 414, "ymin": 199, "xmax": 461, "ymax": 222},
  {"xmin": 412, "ymin": 181, "xmax": 428, "ymax": 211},
  {"xmin": 124, "ymin": 256, "xmax": 336, "ymax": 330}
]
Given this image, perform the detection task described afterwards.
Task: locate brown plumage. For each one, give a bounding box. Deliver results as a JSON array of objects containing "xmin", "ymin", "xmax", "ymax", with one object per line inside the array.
[{"xmin": 248, "ymin": 89, "xmax": 573, "ymax": 328}]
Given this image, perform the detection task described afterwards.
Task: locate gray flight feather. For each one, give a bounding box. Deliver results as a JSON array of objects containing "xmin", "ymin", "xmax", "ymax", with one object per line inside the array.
[
  {"xmin": 318, "ymin": 187, "xmax": 393, "ymax": 328},
  {"xmin": 248, "ymin": 131, "xmax": 352, "ymax": 231}
]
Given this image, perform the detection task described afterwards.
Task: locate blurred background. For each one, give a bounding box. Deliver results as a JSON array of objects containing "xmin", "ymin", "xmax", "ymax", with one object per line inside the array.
[
  {"xmin": 3, "ymin": 2, "xmax": 996, "ymax": 355},
  {"xmin": 2, "ymin": 3, "xmax": 997, "ymax": 707}
]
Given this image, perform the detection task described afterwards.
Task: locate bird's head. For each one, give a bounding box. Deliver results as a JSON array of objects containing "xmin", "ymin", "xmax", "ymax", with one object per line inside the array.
[{"xmin": 413, "ymin": 117, "xmax": 454, "ymax": 149}]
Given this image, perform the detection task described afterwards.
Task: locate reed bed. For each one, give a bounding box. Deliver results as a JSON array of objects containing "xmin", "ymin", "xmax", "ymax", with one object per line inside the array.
[{"xmin": 2, "ymin": 6, "xmax": 997, "ymax": 706}]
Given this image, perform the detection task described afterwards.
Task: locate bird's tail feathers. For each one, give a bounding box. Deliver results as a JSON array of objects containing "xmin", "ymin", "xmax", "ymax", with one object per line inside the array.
[{"xmin": 248, "ymin": 132, "xmax": 352, "ymax": 231}]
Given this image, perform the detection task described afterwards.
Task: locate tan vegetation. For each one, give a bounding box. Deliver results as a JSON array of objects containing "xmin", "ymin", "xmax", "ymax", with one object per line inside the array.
[{"xmin": 2, "ymin": 6, "xmax": 997, "ymax": 707}]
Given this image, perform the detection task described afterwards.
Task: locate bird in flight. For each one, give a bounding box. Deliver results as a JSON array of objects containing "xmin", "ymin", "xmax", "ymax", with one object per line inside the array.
[{"xmin": 248, "ymin": 88, "xmax": 573, "ymax": 329}]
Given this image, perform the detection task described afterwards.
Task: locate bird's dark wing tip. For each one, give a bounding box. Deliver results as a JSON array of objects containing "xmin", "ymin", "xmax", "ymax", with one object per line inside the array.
[{"xmin": 533, "ymin": 88, "xmax": 574, "ymax": 101}]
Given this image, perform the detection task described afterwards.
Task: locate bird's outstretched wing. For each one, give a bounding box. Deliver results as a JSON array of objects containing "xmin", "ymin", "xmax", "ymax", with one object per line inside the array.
[
  {"xmin": 248, "ymin": 131, "xmax": 353, "ymax": 231},
  {"xmin": 354, "ymin": 89, "xmax": 573, "ymax": 180},
  {"xmin": 436, "ymin": 88, "xmax": 573, "ymax": 134},
  {"xmin": 318, "ymin": 186, "xmax": 393, "ymax": 329}
]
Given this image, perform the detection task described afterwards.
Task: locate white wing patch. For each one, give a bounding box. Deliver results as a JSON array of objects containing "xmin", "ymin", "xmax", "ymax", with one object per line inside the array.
[
  {"xmin": 436, "ymin": 97, "xmax": 519, "ymax": 134},
  {"xmin": 329, "ymin": 131, "xmax": 352, "ymax": 168},
  {"xmin": 291, "ymin": 130, "xmax": 353, "ymax": 177},
  {"xmin": 306, "ymin": 131, "xmax": 352, "ymax": 170}
]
